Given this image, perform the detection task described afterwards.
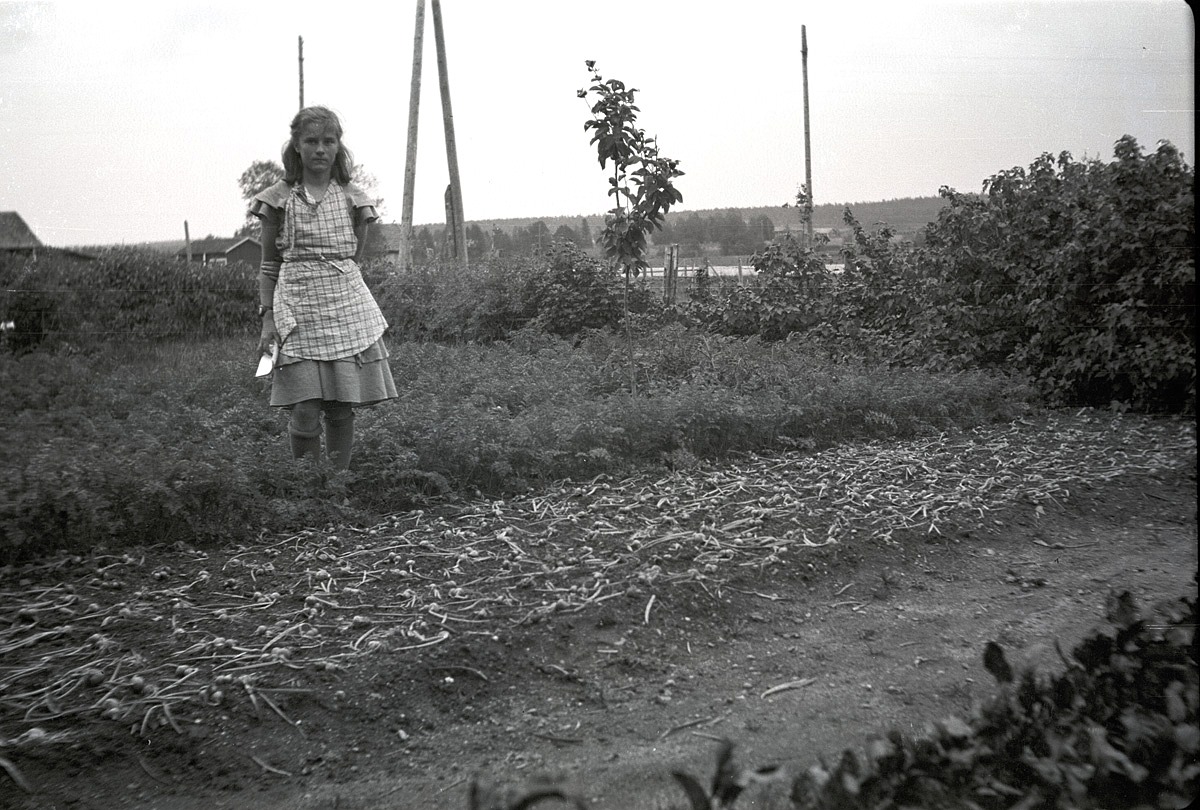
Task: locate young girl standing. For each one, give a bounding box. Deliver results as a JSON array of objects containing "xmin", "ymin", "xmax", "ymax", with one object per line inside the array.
[{"xmin": 251, "ymin": 106, "xmax": 396, "ymax": 469}]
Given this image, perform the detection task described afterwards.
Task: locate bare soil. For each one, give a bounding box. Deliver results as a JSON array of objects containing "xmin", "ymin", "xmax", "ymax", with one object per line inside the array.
[{"xmin": 1, "ymin": 410, "xmax": 1195, "ymax": 810}]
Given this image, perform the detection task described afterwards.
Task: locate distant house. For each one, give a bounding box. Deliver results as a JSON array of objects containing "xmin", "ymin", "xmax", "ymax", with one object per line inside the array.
[
  {"xmin": 176, "ymin": 236, "xmax": 261, "ymax": 266},
  {"xmin": 0, "ymin": 212, "xmax": 45, "ymax": 258},
  {"xmin": 772, "ymin": 225, "xmax": 843, "ymax": 245}
]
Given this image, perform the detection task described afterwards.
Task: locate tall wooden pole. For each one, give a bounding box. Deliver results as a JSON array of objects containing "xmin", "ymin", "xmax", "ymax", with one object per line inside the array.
[
  {"xmin": 298, "ymin": 36, "xmax": 304, "ymax": 109},
  {"xmin": 801, "ymin": 25, "xmax": 813, "ymax": 246},
  {"xmin": 399, "ymin": 0, "xmax": 426, "ymax": 271},
  {"xmin": 431, "ymin": 0, "xmax": 467, "ymax": 268}
]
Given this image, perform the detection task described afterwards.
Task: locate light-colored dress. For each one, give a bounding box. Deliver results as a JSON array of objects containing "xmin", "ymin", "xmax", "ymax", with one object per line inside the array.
[{"xmin": 250, "ymin": 180, "xmax": 397, "ymax": 408}]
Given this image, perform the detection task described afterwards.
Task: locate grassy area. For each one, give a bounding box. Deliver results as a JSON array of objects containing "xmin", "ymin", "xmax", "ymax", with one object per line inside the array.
[{"xmin": 1, "ymin": 327, "xmax": 1036, "ymax": 561}]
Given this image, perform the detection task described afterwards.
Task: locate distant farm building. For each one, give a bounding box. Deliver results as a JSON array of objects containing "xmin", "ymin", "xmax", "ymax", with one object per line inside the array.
[
  {"xmin": 176, "ymin": 237, "xmax": 261, "ymax": 266},
  {"xmin": 0, "ymin": 212, "xmax": 44, "ymax": 258},
  {"xmin": 772, "ymin": 225, "xmax": 843, "ymax": 246}
]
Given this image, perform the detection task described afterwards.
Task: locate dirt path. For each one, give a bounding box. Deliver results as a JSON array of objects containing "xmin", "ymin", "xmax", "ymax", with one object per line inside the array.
[{"xmin": 1, "ymin": 411, "xmax": 1195, "ymax": 809}]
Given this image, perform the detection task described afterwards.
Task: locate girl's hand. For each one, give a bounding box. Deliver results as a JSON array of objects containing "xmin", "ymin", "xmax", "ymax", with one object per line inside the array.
[{"xmin": 258, "ymin": 314, "xmax": 280, "ymax": 356}]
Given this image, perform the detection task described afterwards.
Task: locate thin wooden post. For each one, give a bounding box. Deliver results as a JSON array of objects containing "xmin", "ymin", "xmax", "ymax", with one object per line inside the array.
[
  {"xmin": 184, "ymin": 220, "xmax": 192, "ymax": 263},
  {"xmin": 801, "ymin": 25, "xmax": 813, "ymax": 247},
  {"xmin": 399, "ymin": 0, "xmax": 425, "ymax": 272},
  {"xmin": 443, "ymin": 184, "xmax": 459, "ymax": 258},
  {"xmin": 298, "ymin": 36, "xmax": 304, "ymax": 110},
  {"xmin": 664, "ymin": 244, "xmax": 679, "ymax": 304},
  {"xmin": 431, "ymin": 0, "xmax": 467, "ymax": 268}
]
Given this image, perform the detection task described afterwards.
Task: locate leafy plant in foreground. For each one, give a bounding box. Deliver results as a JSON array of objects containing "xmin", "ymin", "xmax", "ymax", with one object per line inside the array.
[
  {"xmin": 790, "ymin": 590, "xmax": 1198, "ymax": 809},
  {"xmin": 459, "ymin": 590, "xmax": 1197, "ymax": 808}
]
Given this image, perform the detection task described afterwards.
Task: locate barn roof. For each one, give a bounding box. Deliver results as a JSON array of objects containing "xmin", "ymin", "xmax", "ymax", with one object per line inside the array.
[{"xmin": 0, "ymin": 212, "xmax": 44, "ymax": 250}]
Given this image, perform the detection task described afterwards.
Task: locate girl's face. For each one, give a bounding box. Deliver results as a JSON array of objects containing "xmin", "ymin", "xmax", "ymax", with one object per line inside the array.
[{"xmin": 295, "ymin": 122, "xmax": 340, "ymax": 179}]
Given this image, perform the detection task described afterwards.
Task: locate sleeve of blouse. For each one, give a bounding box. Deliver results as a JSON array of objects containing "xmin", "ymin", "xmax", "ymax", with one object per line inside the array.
[
  {"xmin": 345, "ymin": 182, "xmax": 381, "ymax": 226},
  {"xmin": 248, "ymin": 181, "xmax": 291, "ymax": 223}
]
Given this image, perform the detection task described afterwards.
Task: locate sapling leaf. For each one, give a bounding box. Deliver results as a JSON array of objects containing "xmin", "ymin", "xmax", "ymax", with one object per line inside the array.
[
  {"xmin": 937, "ymin": 716, "xmax": 973, "ymax": 740},
  {"xmin": 983, "ymin": 640, "xmax": 1014, "ymax": 684},
  {"xmin": 1164, "ymin": 681, "xmax": 1189, "ymax": 723},
  {"xmin": 1086, "ymin": 723, "xmax": 1150, "ymax": 783},
  {"xmin": 510, "ymin": 786, "xmax": 588, "ymax": 809},
  {"xmin": 670, "ymin": 770, "xmax": 712, "ymax": 810},
  {"xmin": 1105, "ymin": 591, "xmax": 1139, "ymax": 627}
]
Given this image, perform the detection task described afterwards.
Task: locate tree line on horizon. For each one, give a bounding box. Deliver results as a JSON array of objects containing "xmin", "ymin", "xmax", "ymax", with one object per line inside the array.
[
  {"xmin": 229, "ymin": 156, "xmax": 947, "ymax": 261},
  {"xmin": 413, "ymin": 195, "xmax": 948, "ymax": 260},
  {"xmin": 409, "ymin": 210, "xmax": 781, "ymax": 260}
]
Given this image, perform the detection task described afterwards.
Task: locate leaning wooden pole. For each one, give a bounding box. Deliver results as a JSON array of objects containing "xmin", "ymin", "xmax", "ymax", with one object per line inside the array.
[
  {"xmin": 298, "ymin": 36, "xmax": 305, "ymax": 110},
  {"xmin": 801, "ymin": 25, "xmax": 813, "ymax": 246},
  {"xmin": 399, "ymin": 0, "xmax": 426, "ymax": 272},
  {"xmin": 431, "ymin": 0, "xmax": 467, "ymax": 268}
]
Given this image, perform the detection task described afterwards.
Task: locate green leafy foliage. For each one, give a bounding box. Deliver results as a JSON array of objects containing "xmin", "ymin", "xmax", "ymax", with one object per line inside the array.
[
  {"xmin": 580, "ymin": 60, "xmax": 685, "ymax": 393},
  {"xmin": 814, "ymin": 210, "xmax": 943, "ymax": 366},
  {"xmin": 682, "ymin": 136, "xmax": 1193, "ymax": 412},
  {"xmin": 837, "ymin": 211, "xmax": 927, "ymax": 331},
  {"xmin": 0, "ymin": 331, "xmax": 1031, "ymax": 561},
  {"xmin": 580, "ymin": 61, "xmax": 684, "ymax": 276},
  {"xmin": 686, "ymin": 234, "xmax": 833, "ymax": 340},
  {"xmin": 524, "ymin": 241, "xmax": 623, "ymax": 336},
  {"xmin": 920, "ymin": 136, "xmax": 1195, "ymax": 408},
  {"xmin": 235, "ymin": 159, "xmax": 284, "ymax": 236},
  {"xmin": 0, "ymin": 248, "xmax": 256, "ymax": 352},
  {"xmin": 580, "ymin": 61, "xmax": 683, "ymax": 277},
  {"xmin": 670, "ymin": 738, "xmax": 781, "ymax": 810},
  {"xmin": 790, "ymin": 591, "xmax": 1198, "ymax": 809},
  {"xmin": 0, "ymin": 344, "xmax": 356, "ymax": 560},
  {"xmin": 367, "ymin": 255, "xmax": 538, "ymax": 343},
  {"xmin": 365, "ymin": 243, "xmax": 624, "ymax": 343},
  {"xmin": 237, "ymin": 159, "xmax": 284, "ymax": 202}
]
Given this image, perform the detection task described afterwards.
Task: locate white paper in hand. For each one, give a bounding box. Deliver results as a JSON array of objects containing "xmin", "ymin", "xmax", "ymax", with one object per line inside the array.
[{"xmin": 255, "ymin": 343, "xmax": 278, "ymax": 377}]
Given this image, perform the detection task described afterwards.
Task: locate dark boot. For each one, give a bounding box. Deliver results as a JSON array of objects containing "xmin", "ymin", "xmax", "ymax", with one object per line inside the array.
[
  {"xmin": 289, "ymin": 422, "xmax": 323, "ymax": 462},
  {"xmin": 288, "ymin": 401, "xmax": 324, "ymax": 462},
  {"xmin": 324, "ymin": 407, "xmax": 355, "ymax": 470}
]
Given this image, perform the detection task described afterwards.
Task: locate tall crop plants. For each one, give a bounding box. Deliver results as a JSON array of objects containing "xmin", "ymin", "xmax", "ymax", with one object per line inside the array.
[{"xmin": 0, "ymin": 248, "xmax": 256, "ymax": 351}]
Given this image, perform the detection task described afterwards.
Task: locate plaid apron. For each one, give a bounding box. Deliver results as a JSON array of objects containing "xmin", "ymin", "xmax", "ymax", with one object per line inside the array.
[{"xmin": 273, "ymin": 183, "xmax": 388, "ymax": 361}]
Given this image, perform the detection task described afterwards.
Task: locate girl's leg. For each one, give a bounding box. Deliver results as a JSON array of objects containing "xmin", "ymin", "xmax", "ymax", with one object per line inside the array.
[
  {"xmin": 288, "ymin": 399, "xmax": 323, "ymax": 462},
  {"xmin": 324, "ymin": 402, "xmax": 355, "ymax": 470}
]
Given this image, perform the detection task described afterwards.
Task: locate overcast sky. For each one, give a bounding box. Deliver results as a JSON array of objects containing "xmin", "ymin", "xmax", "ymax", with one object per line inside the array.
[{"xmin": 1, "ymin": 0, "xmax": 1193, "ymax": 246}]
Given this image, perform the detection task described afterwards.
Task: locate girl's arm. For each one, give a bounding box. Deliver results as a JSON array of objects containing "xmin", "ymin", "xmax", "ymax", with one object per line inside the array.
[
  {"xmin": 353, "ymin": 219, "xmax": 370, "ymax": 263},
  {"xmin": 257, "ymin": 215, "xmax": 282, "ymax": 353},
  {"xmin": 346, "ymin": 185, "xmax": 377, "ymax": 263},
  {"xmin": 259, "ymin": 217, "xmax": 282, "ymax": 308}
]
